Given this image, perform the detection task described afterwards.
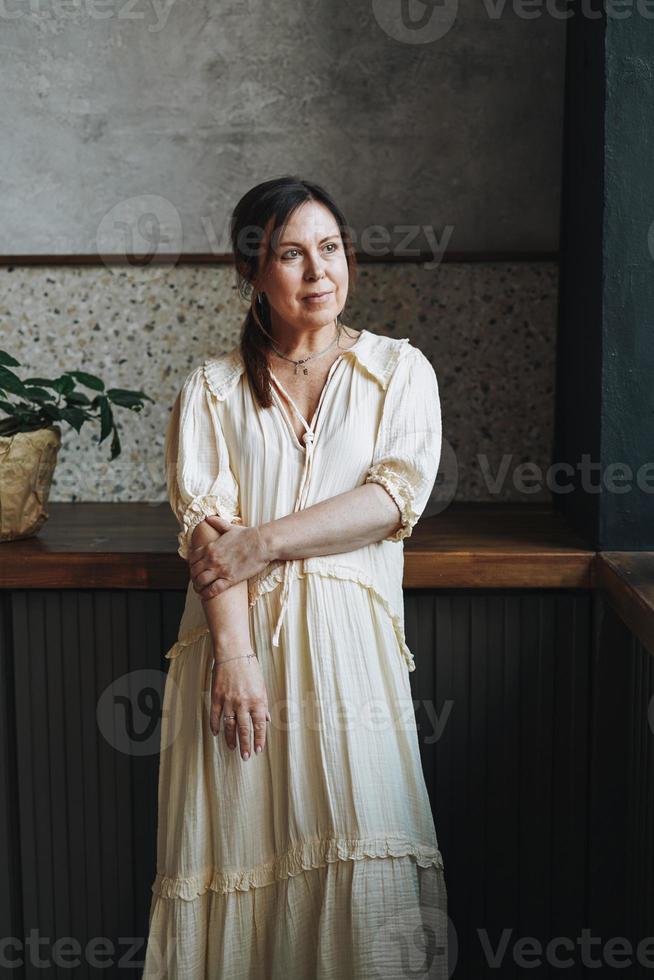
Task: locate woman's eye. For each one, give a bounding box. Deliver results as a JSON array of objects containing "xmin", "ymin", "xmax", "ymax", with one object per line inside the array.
[{"xmin": 281, "ymin": 242, "xmax": 338, "ymax": 260}]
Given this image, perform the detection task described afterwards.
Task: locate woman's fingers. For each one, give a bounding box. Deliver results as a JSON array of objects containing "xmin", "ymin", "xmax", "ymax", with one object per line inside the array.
[
  {"xmin": 236, "ymin": 708, "xmax": 252, "ymax": 760},
  {"xmin": 221, "ymin": 702, "xmax": 238, "ymax": 750},
  {"xmin": 209, "ymin": 698, "xmax": 223, "ymax": 737},
  {"xmin": 193, "ymin": 567, "xmax": 218, "ymax": 589},
  {"xmin": 212, "ymin": 698, "xmax": 254, "ymax": 758},
  {"xmin": 212, "ymin": 703, "xmax": 270, "ymax": 758},
  {"xmin": 251, "ymin": 707, "xmax": 269, "ymax": 756},
  {"xmin": 209, "ymin": 659, "xmax": 271, "ymax": 758},
  {"xmin": 192, "ymin": 526, "xmax": 270, "ymax": 595}
]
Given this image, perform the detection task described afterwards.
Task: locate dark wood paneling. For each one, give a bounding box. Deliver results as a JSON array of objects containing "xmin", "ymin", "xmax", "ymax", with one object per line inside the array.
[
  {"xmin": 407, "ymin": 590, "xmax": 594, "ymax": 980},
  {"xmin": 586, "ymin": 598, "xmax": 654, "ymax": 978},
  {"xmin": 595, "ymin": 553, "xmax": 654, "ymax": 659},
  {"xmin": 7, "ymin": 590, "xmax": 185, "ymax": 979},
  {"xmin": 0, "ymin": 594, "xmax": 24, "ymax": 979},
  {"xmin": 1, "ymin": 587, "xmax": 652, "ymax": 978}
]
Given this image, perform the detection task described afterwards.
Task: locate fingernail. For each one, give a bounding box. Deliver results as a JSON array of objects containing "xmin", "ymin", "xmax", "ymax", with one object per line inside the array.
[
  {"xmin": 243, "ymin": 752, "xmax": 249, "ymax": 761},
  {"xmin": 256, "ymin": 745, "xmax": 262, "ymax": 754}
]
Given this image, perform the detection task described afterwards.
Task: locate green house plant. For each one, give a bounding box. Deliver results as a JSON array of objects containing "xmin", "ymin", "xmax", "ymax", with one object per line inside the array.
[{"xmin": 0, "ymin": 350, "xmax": 153, "ymax": 542}]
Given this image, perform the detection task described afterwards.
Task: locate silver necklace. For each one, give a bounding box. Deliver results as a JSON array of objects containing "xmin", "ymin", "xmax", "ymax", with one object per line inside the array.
[{"xmin": 259, "ymin": 318, "xmax": 342, "ymax": 376}]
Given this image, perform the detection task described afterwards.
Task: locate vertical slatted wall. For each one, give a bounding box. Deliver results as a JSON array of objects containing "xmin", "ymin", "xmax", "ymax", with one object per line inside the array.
[
  {"xmin": 0, "ymin": 590, "xmax": 185, "ymax": 980},
  {"xmin": 0, "ymin": 589, "xmax": 652, "ymax": 978},
  {"xmin": 405, "ymin": 589, "xmax": 654, "ymax": 979}
]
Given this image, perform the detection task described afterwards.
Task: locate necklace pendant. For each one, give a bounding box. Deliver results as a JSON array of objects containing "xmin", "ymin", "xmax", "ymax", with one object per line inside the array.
[
  {"xmin": 294, "ymin": 362, "xmax": 299, "ymax": 375},
  {"xmin": 303, "ymin": 366, "xmax": 308, "ymax": 375}
]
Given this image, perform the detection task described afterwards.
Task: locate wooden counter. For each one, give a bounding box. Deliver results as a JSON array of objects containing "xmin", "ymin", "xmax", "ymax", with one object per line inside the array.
[
  {"xmin": 0, "ymin": 501, "xmax": 595, "ymax": 590},
  {"xmin": 1, "ymin": 501, "xmax": 652, "ymax": 655}
]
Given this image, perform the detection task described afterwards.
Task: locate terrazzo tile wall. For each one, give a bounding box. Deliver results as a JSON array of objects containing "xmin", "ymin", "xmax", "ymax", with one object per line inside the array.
[{"xmin": 2, "ymin": 261, "xmax": 558, "ymax": 508}]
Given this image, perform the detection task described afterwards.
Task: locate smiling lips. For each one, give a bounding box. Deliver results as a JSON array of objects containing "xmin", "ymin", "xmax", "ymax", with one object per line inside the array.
[{"xmin": 303, "ymin": 291, "xmax": 333, "ymax": 304}]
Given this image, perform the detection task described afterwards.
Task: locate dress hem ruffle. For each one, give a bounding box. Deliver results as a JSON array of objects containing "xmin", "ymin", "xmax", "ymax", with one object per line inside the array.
[{"xmin": 151, "ymin": 834, "xmax": 445, "ymax": 901}]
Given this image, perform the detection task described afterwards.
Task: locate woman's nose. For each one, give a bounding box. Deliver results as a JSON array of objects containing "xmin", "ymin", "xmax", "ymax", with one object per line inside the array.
[{"xmin": 305, "ymin": 253, "xmax": 326, "ymax": 279}]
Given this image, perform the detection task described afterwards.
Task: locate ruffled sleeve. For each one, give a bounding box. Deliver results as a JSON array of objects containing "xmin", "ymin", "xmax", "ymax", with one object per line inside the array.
[
  {"xmin": 365, "ymin": 345, "xmax": 442, "ymax": 542},
  {"xmin": 164, "ymin": 366, "xmax": 243, "ymax": 560}
]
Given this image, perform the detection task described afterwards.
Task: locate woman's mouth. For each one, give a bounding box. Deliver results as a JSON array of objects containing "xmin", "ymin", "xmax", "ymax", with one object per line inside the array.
[{"xmin": 302, "ymin": 291, "xmax": 333, "ymax": 305}]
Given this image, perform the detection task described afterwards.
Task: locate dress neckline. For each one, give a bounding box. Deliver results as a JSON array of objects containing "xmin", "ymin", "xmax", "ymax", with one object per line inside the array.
[{"xmin": 269, "ymin": 330, "xmax": 366, "ymax": 451}]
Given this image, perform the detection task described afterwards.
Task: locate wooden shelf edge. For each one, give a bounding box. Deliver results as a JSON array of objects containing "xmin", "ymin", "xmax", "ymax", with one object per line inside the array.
[{"xmin": 594, "ymin": 554, "xmax": 654, "ymax": 659}]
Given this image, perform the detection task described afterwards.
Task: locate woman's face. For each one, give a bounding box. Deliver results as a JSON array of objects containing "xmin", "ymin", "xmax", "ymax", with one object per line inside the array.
[{"xmin": 257, "ymin": 199, "xmax": 349, "ymax": 334}]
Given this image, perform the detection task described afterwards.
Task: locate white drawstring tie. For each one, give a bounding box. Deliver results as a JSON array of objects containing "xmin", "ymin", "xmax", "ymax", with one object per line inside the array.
[{"xmin": 271, "ymin": 426, "xmax": 315, "ymax": 646}]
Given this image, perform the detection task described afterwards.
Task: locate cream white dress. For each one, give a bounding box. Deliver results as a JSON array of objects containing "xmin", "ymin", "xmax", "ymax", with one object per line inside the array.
[{"xmin": 142, "ymin": 329, "xmax": 448, "ymax": 980}]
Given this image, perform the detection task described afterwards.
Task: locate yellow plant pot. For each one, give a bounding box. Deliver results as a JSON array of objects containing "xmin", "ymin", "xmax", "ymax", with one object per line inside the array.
[{"xmin": 0, "ymin": 426, "xmax": 61, "ymax": 542}]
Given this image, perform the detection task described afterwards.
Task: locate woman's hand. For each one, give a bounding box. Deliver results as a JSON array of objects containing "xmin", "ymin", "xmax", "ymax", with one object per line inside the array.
[
  {"xmin": 210, "ymin": 644, "xmax": 271, "ymax": 760},
  {"xmin": 188, "ymin": 516, "xmax": 272, "ymax": 601}
]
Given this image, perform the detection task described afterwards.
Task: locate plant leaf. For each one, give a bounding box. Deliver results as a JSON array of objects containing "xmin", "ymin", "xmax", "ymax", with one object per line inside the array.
[
  {"xmin": 0, "ymin": 351, "xmax": 20, "ymax": 367},
  {"xmin": 60, "ymin": 407, "xmax": 87, "ymax": 433},
  {"xmin": 23, "ymin": 378, "xmax": 61, "ymax": 388},
  {"xmin": 109, "ymin": 424, "xmax": 121, "ymax": 459},
  {"xmin": 67, "ymin": 370, "xmax": 105, "ymax": 391},
  {"xmin": 50, "ymin": 375, "xmax": 75, "ymax": 396},
  {"xmin": 98, "ymin": 396, "xmax": 113, "ymax": 442},
  {"xmin": 24, "ymin": 386, "xmax": 55, "ymax": 402},
  {"xmin": 41, "ymin": 404, "xmax": 65, "ymax": 421},
  {"xmin": 106, "ymin": 387, "xmax": 154, "ymax": 408},
  {"xmin": 65, "ymin": 391, "xmax": 91, "ymax": 406},
  {"xmin": 0, "ymin": 366, "xmax": 28, "ymax": 398},
  {"xmin": 0, "ymin": 402, "xmax": 40, "ymax": 427}
]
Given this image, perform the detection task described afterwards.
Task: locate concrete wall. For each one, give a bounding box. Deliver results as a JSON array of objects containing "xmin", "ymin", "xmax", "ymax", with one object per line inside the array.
[
  {"xmin": 0, "ymin": 2, "xmax": 565, "ymax": 254},
  {"xmin": 1, "ymin": 3, "xmax": 566, "ymax": 508}
]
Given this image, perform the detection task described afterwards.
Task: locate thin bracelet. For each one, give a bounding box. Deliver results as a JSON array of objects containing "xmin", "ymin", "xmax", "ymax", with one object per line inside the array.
[{"xmin": 214, "ymin": 653, "xmax": 258, "ymax": 667}]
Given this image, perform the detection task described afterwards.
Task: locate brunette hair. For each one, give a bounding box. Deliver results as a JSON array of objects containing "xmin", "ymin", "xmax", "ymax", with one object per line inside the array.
[{"xmin": 230, "ymin": 176, "xmax": 358, "ymax": 409}]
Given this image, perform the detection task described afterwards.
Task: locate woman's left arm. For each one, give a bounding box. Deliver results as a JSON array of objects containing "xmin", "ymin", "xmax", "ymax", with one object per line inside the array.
[
  {"xmin": 194, "ymin": 347, "xmax": 441, "ymax": 598},
  {"xmin": 193, "ymin": 483, "xmax": 402, "ymax": 598},
  {"xmin": 258, "ymin": 481, "xmax": 406, "ymax": 561}
]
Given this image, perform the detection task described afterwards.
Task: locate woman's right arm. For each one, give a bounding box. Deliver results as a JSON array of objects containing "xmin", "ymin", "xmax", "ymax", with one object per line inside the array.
[
  {"xmin": 191, "ymin": 519, "xmax": 270, "ymax": 761},
  {"xmin": 191, "ymin": 519, "xmax": 251, "ymax": 657},
  {"xmin": 165, "ymin": 366, "xmax": 270, "ymax": 760}
]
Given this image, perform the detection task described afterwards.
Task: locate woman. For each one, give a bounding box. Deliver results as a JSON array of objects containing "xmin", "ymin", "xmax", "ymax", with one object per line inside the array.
[{"xmin": 142, "ymin": 176, "xmax": 448, "ymax": 979}]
